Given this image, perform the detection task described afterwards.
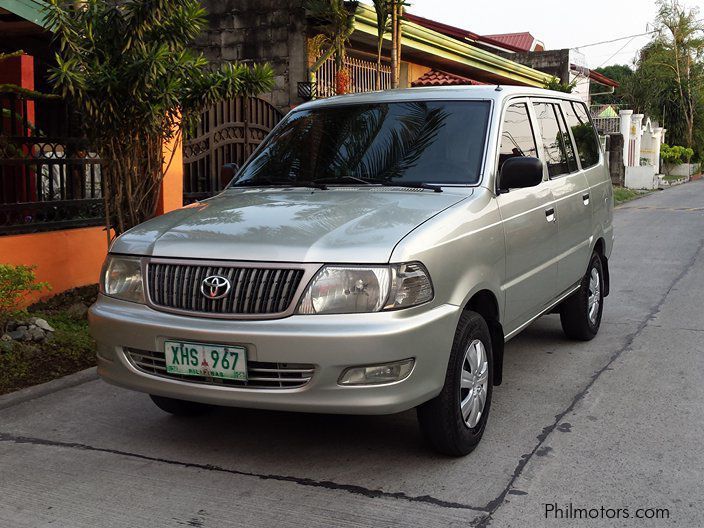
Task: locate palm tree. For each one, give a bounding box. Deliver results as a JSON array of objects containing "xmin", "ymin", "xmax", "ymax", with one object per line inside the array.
[
  {"xmin": 372, "ymin": 0, "xmax": 391, "ymax": 90},
  {"xmin": 307, "ymin": 0, "xmax": 358, "ymax": 94},
  {"xmin": 389, "ymin": 1, "xmax": 407, "ymax": 89}
]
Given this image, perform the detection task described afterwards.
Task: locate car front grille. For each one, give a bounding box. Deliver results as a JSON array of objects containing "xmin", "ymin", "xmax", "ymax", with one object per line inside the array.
[
  {"xmin": 146, "ymin": 262, "xmax": 305, "ymax": 316},
  {"xmin": 125, "ymin": 348, "xmax": 315, "ymax": 389}
]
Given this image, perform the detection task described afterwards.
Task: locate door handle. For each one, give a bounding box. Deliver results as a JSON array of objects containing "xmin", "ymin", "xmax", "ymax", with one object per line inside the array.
[
  {"xmin": 545, "ymin": 207, "xmax": 556, "ymax": 223},
  {"xmin": 582, "ymin": 193, "xmax": 590, "ymax": 205}
]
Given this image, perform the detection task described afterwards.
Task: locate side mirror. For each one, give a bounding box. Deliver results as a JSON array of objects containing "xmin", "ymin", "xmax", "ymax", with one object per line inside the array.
[
  {"xmin": 497, "ymin": 156, "xmax": 543, "ymax": 193},
  {"xmin": 220, "ymin": 162, "xmax": 240, "ymax": 189}
]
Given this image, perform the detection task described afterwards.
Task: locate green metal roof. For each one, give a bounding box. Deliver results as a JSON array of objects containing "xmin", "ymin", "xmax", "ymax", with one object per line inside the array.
[
  {"xmin": 0, "ymin": 0, "xmax": 48, "ymax": 27},
  {"xmin": 353, "ymin": 3, "xmax": 553, "ymax": 88},
  {"xmin": 598, "ymin": 105, "xmax": 619, "ymax": 118}
]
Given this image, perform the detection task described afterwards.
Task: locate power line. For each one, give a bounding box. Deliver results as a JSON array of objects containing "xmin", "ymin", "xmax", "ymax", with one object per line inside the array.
[
  {"xmin": 597, "ymin": 35, "xmax": 638, "ymax": 67},
  {"xmin": 573, "ymin": 30, "xmax": 657, "ymax": 49}
]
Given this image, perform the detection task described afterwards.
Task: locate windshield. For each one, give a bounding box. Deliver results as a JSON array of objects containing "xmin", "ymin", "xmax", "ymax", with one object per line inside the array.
[{"xmin": 231, "ymin": 100, "xmax": 490, "ymax": 187}]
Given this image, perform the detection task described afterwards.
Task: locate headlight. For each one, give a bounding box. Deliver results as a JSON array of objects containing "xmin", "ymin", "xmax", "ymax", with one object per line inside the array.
[
  {"xmin": 101, "ymin": 255, "xmax": 145, "ymax": 304},
  {"xmin": 297, "ymin": 262, "xmax": 433, "ymax": 314}
]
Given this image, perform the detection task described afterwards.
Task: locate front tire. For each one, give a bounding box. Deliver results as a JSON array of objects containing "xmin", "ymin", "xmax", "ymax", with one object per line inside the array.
[
  {"xmin": 560, "ymin": 251, "xmax": 604, "ymax": 341},
  {"xmin": 150, "ymin": 394, "xmax": 213, "ymax": 416},
  {"xmin": 417, "ymin": 311, "xmax": 493, "ymax": 456}
]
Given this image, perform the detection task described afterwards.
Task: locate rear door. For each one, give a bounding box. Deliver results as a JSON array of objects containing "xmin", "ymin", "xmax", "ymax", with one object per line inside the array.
[
  {"xmin": 495, "ymin": 100, "xmax": 559, "ymax": 331},
  {"xmin": 563, "ymin": 100, "xmax": 613, "ymax": 250},
  {"xmin": 532, "ymin": 100, "xmax": 592, "ymax": 294}
]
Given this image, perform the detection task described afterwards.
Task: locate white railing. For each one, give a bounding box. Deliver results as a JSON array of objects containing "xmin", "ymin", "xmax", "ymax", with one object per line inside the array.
[
  {"xmin": 592, "ymin": 117, "xmax": 621, "ymax": 134},
  {"xmin": 316, "ymin": 54, "xmax": 392, "ymax": 98}
]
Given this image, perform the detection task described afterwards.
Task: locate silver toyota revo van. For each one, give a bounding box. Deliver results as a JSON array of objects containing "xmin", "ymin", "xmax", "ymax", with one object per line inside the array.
[{"xmin": 90, "ymin": 86, "xmax": 613, "ymax": 456}]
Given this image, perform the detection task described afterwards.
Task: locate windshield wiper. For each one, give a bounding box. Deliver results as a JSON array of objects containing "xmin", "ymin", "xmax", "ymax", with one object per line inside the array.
[
  {"xmin": 316, "ymin": 175, "xmax": 443, "ymax": 192},
  {"xmin": 231, "ymin": 179, "xmax": 327, "ymax": 190},
  {"xmin": 233, "ymin": 176, "xmax": 440, "ymax": 192},
  {"xmin": 290, "ymin": 181, "xmax": 328, "ymax": 190},
  {"xmin": 314, "ymin": 175, "xmax": 374, "ymax": 186},
  {"xmin": 380, "ymin": 181, "xmax": 443, "ymax": 193}
]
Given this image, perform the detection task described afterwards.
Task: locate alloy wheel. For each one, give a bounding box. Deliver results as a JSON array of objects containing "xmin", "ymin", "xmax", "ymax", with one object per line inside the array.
[
  {"xmin": 587, "ymin": 267, "xmax": 601, "ymax": 325},
  {"xmin": 460, "ymin": 339, "xmax": 489, "ymax": 428}
]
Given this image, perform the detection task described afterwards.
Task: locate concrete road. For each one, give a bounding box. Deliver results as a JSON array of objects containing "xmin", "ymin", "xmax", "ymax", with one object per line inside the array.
[{"xmin": 2, "ymin": 181, "xmax": 704, "ymax": 527}]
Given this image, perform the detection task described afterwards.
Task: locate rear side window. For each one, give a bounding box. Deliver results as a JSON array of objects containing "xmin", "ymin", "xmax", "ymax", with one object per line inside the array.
[
  {"xmin": 498, "ymin": 103, "xmax": 538, "ymax": 172},
  {"xmin": 563, "ymin": 102, "xmax": 600, "ymax": 168},
  {"xmin": 533, "ymin": 102, "xmax": 575, "ymax": 178}
]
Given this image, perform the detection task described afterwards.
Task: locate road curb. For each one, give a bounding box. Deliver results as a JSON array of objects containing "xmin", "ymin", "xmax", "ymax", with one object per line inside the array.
[{"xmin": 0, "ymin": 367, "xmax": 98, "ymax": 411}]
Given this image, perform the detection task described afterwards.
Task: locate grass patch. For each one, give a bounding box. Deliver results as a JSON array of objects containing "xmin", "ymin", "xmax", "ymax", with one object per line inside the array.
[
  {"xmin": 614, "ymin": 186, "xmax": 652, "ymax": 206},
  {"xmin": 662, "ymin": 174, "xmax": 685, "ymax": 182},
  {"xmin": 0, "ymin": 285, "xmax": 98, "ymax": 395}
]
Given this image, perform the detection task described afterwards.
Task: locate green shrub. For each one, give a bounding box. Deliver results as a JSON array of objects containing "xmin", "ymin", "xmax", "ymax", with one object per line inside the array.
[
  {"xmin": 661, "ymin": 144, "xmax": 694, "ymax": 175},
  {"xmin": 0, "ymin": 264, "xmax": 51, "ymax": 331},
  {"xmin": 543, "ymin": 77, "xmax": 578, "ymax": 93}
]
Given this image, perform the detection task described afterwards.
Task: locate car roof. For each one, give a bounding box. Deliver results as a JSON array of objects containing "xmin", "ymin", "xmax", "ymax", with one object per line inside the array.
[{"xmin": 296, "ymin": 85, "xmax": 584, "ymax": 111}]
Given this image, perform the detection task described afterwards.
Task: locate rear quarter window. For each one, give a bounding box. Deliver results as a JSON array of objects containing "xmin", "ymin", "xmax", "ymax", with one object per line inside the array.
[{"xmin": 562, "ymin": 101, "xmax": 600, "ymax": 169}]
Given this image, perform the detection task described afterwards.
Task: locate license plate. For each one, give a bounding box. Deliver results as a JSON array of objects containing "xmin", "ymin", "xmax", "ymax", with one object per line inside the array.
[{"xmin": 164, "ymin": 340, "xmax": 247, "ymax": 381}]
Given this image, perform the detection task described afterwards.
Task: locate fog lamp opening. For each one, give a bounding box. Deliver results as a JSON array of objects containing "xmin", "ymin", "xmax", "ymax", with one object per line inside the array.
[{"xmin": 338, "ymin": 358, "xmax": 415, "ymax": 386}]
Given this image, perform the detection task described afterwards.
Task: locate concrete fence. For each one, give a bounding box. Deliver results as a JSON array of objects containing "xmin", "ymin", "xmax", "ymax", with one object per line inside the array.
[{"xmin": 619, "ymin": 110, "xmax": 666, "ymax": 190}]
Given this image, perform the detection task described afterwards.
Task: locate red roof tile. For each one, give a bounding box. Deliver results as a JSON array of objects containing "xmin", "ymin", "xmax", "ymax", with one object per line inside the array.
[
  {"xmin": 404, "ymin": 13, "xmax": 481, "ymax": 41},
  {"xmin": 411, "ymin": 70, "xmax": 487, "ymax": 87},
  {"xmin": 483, "ymin": 32, "xmax": 540, "ymax": 52},
  {"xmin": 405, "ymin": 13, "xmax": 531, "ymax": 53}
]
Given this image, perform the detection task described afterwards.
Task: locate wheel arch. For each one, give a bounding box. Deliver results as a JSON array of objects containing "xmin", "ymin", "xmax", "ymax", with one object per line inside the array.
[
  {"xmin": 592, "ymin": 237, "xmax": 610, "ymax": 297},
  {"xmin": 463, "ymin": 289, "xmax": 505, "ymax": 386}
]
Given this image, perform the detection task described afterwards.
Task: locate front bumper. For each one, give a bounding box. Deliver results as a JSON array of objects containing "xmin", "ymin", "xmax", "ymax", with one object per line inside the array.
[{"xmin": 89, "ymin": 295, "xmax": 460, "ymax": 414}]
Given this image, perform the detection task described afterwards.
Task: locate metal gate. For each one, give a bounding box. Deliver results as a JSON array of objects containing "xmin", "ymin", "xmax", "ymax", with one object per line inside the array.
[
  {"xmin": 0, "ymin": 92, "xmax": 103, "ymax": 235},
  {"xmin": 182, "ymin": 95, "xmax": 283, "ymax": 203}
]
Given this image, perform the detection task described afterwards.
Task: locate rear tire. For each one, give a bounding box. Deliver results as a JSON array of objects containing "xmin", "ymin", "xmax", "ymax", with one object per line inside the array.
[
  {"xmin": 560, "ymin": 251, "xmax": 604, "ymax": 341},
  {"xmin": 149, "ymin": 394, "xmax": 213, "ymax": 416},
  {"xmin": 417, "ymin": 310, "xmax": 493, "ymax": 456}
]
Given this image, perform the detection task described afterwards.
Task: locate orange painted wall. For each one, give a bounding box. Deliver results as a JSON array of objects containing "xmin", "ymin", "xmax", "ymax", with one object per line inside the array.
[
  {"xmin": 156, "ymin": 131, "xmax": 183, "ymax": 215},
  {"xmin": 0, "ymin": 226, "xmax": 109, "ymax": 305}
]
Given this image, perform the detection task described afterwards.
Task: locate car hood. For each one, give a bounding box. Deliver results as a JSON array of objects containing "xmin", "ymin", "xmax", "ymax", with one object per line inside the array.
[{"xmin": 111, "ymin": 187, "xmax": 471, "ymax": 263}]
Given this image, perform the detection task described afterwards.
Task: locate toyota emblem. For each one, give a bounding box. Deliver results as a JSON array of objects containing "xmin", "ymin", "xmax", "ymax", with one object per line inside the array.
[{"xmin": 201, "ymin": 275, "xmax": 231, "ymax": 300}]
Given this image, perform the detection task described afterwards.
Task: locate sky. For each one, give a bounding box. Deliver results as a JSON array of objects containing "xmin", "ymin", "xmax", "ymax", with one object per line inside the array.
[{"xmin": 376, "ymin": 0, "xmax": 675, "ymax": 69}]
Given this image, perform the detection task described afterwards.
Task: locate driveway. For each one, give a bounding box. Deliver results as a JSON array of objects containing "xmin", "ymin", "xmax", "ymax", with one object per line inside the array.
[{"xmin": 1, "ymin": 180, "xmax": 703, "ymax": 527}]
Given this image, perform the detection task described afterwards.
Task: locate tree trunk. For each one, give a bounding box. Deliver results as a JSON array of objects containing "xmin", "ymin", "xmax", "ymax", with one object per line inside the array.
[
  {"xmin": 102, "ymin": 132, "xmax": 165, "ymax": 237},
  {"xmin": 375, "ymin": 41, "xmax": 383, "ymax": 91},
  {"xmin": 390, "ymin": 3, "xmax": 398, "ymax": 89},
  {"xmin": 395, "ymin": 3, "xmax": 402, "ymax": 87}
]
